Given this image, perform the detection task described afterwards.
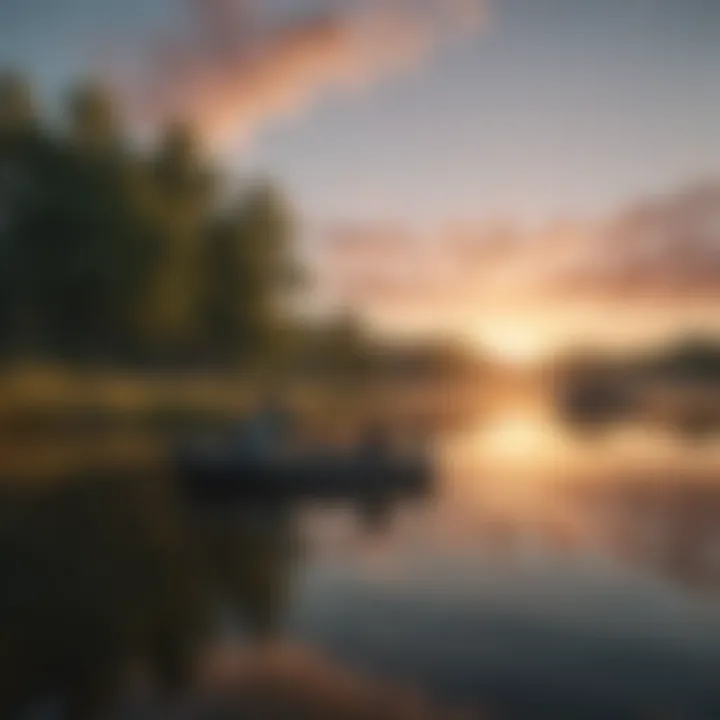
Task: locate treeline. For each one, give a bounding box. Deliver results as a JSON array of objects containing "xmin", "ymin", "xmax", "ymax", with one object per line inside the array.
[
  {"xmin": 640, "ymin": 337, "xmax": 720, "ymax": 384},
  {"xmin": 0, "ymin": 73, "xmax": 297, "ymax": 366},
  {"xmin": 556, "ymin": 336, "xmax": 720, "ymax": 390},
  {"xmin": 555, "ymin": 336, "xmax": 720, "ymax": 430},
  {"xmin": 295, "ymin": 315, "xmax": 485, "ymax": 380}
]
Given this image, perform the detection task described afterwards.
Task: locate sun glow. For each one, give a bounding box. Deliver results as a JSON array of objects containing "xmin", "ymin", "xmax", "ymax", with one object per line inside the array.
[
  {"xmin": 477, "ymin": 325, "xmax": 552, "ymax": 366},
  {"xmin": 477, "ymin": 412, "xmax": 564, "ymax": 459}
]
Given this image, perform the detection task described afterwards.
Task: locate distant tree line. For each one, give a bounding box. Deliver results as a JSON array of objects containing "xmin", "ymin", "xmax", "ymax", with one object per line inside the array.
[
  {"xmin": 556, "ymin": 336, "xmax": 720, "ymax": 391},
  {"xmin": 0, "ymin": 73, "xmax": 298, "ymax": 366},
  {"xmin": 555, "ymin": 336, "xmax": 720, "ymax": 429},
  {"xmin": 294, "ymin": 314, "xmax": 485, "ymax": 380},
  {"xmin": 641, "ymin": 337, "xmax": 720, "ymax": 384}
]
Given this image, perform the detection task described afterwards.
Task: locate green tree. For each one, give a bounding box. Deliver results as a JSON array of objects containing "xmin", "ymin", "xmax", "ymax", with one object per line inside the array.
[
  {"xmin": 203, "ymin": 182, "xmax": 298, "ymax": 363},
  {"xmin": 0, "ymin": 72, "xmax": 51, "ymax": 354},
  {"xmin": 0, "ymin": 72, "xmax": 36, "ymax": 137},
  {"xmin": 68, "ymin": 83, "xmax": 120, "ymax": 156},
  {"xmin": 144, "ymin": 122, "xmax": 214, "ymax": 360},
  {"xmin": 0, "ymin": 75, "xmax": 301, "ymax": 366}
]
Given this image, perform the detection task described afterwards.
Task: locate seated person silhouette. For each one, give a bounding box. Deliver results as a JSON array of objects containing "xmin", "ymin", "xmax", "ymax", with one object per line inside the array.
[
  {"xmin": 358, "ymin": 422, "xmax": 393, "ymax": 465},
  {"xmin": 234, "ymin": 393, "xmax": 294, "ymax": 462}
]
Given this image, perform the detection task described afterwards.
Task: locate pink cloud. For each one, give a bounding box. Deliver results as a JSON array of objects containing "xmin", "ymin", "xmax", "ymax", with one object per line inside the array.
[
  {"xmin": 312, "ymin": 181, "xmax": 720, "ymax": 318},
  {"xmin": 130, "ymin": 0, "xmax": 485, "ymax": 148}
]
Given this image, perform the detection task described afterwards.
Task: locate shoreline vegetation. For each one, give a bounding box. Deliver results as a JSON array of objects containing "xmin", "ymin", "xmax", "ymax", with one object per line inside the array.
[{"xmin": 554, "ymin": 337, "xmax": 720, "ymax": 434}]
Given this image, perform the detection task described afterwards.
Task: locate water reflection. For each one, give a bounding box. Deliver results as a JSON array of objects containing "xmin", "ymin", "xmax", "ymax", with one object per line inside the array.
[
  {"xmin": 445, "ymin": 409, "xmax": 720, "ymax": 597},
  {"xmin": 0, "ymin": 474, "xmax": 204, "ymax": 716},
  {"xmin": 573, "ymin": 477, "xmax": 720, "ymax": 596},
  {"xmin": 3, "ymin": 413, "xmax": 720, "ymax": 718},
  {"xmin": 189, "ymin": 503, "xmax": 301, "ymax": 638},
  {"xmin": 0, "ymin": 469, "xmax": 446, "ymax": 718}
]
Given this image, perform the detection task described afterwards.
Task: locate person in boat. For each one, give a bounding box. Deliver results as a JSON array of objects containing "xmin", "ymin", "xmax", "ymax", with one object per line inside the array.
[
  {"xmin": 357, "ymin": 422, "xmax": 393, "ymax": 466},
  {"xmin": 234, "ymin": 392, "xmax": 295, "ymax": 461}
]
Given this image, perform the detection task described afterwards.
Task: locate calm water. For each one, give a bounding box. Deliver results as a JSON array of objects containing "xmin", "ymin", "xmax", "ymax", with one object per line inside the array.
[{"xmin": 3, "ymin": 408, "xmax": 720, "ymax": 719}]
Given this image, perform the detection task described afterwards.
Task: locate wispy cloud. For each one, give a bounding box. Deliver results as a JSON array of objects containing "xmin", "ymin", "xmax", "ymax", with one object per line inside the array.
[
  {"xmin": 129, "ymin": 0, "xmax": 485, "ymax": 148},
  {"xmin": 315, "ymin": 181, "xmax": 720, "ymax": 319},
  {"xmin": 553, "ymin": 181, "xmax": 720, "ymax": 301}
]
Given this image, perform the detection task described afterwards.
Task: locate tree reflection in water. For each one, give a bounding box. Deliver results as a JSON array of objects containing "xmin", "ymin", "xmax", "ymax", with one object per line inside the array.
[
  {"xmin": 5, "ymin": 430, "xmax": 720, "ymax": 718},
  {"xmin": 188, "ymin": 502, "xmax": 301, "ymax": 639},
  {"xmin": 0, "ymin": 469, "xmax": 450, "ymax": 719},
  {"xmin": 0, "ymin": 472, "xmax": 205, "ymax": 717}
]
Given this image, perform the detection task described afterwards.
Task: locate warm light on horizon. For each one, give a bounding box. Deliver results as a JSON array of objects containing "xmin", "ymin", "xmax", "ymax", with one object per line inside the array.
[{"xmin": 474, "ymin": 325, "xmax": 555, "ymax": 366}]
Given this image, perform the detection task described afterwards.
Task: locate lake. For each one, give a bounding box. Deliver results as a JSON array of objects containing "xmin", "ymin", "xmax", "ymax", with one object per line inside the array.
[{"xmin": 3, "ymin": 404, "xmax": 720, "ymax": 719}]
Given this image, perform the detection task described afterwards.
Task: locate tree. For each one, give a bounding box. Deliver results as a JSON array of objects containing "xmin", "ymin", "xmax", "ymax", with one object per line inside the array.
[
  {"xmin": 0, "ymin": 75, "xmax": 300, "ymax": 366},
  {"xmin": 0, "ymin": 73, "xmax": 48, "ymax": 354},
  {"xmin": 0, "ymin": 73, "xmax": 36, "ymax": 138},
  {"xmin": 67, "ymin": 83, "xmax": 120, "ymax": 156},
  {"xmin": 141, "ymin": 122, "xmax": 215, "ymax": 360},
  {"xmin": 203, "ymin": 181, "xmax": 298, "ymax": 363},
  {"xmin": 22, "ymin": 83, "xmax": 153, "ymax": 358}
]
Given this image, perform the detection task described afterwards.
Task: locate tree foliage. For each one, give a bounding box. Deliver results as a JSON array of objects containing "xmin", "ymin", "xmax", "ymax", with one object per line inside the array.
[{"xmin": 0, "ymin": 75, "xmax": 299, "ymax": 366}]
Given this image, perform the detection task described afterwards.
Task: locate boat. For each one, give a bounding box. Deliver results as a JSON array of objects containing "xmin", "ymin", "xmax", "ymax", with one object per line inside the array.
[{"xmin": 175, "ymin": 444, "xmax": 434, "ymax": 502}]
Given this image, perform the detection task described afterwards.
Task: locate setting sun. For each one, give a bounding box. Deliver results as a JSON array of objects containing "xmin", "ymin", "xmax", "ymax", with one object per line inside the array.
[{"xmin": 477, "ymin": 325, "xmax": 551, "ymax": 365}]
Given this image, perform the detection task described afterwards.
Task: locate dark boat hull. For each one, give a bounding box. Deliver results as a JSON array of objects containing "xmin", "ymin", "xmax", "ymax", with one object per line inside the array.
[{"xmin": 175, "ymin": 450, "xmax": 433, "ymax": 502}]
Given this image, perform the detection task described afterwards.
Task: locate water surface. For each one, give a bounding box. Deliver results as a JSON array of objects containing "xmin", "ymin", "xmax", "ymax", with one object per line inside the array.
[{"xmin": 3, "ymin": 409, "xmax": 720, "ymax": 718}]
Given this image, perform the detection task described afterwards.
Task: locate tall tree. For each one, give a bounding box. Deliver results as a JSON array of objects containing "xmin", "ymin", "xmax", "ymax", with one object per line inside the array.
[
  {"xmin": 0, "ymin": 76, "xmax": 301, "ymax": 366},
  {"xmin": 144, "ymin": 122, "xmax": 214, "ymax": 360},
  {"xmin": 0, "ymin": 73, "xmax": 36, "ymax": 138},
  {"xmin": 32, "ymin": 82, "xmax": 151, "ymax": 358},
  {"xmin": 203, "ymin": 182, "xmax": 298, "ymax": 363},
  {"xmin": 0, "ymin": 72, "xmax": 48, "ymax": 354}
]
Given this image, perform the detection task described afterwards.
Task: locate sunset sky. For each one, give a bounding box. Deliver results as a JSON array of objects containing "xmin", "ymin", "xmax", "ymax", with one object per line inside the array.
[{"xmin": 2, "ymin": 0, "xmax": 719, "ymax": 360}]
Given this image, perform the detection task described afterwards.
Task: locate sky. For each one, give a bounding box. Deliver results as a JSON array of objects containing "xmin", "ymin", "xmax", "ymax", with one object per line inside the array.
[{"xmin": 2, "ymin": 0, "xmax": 719, "ymax": 360}]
